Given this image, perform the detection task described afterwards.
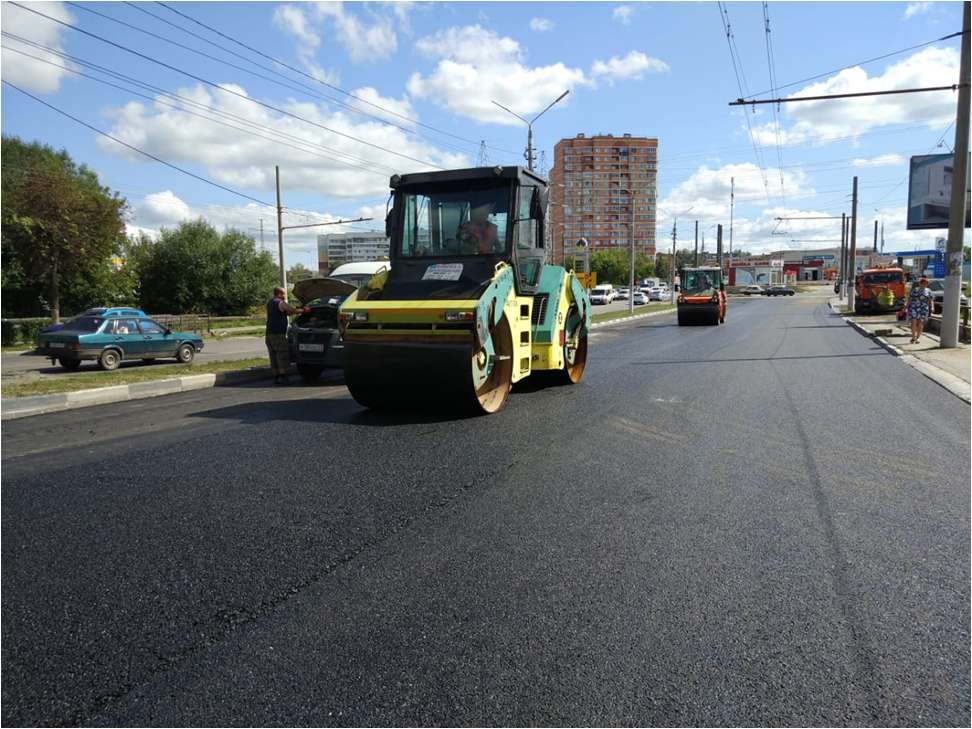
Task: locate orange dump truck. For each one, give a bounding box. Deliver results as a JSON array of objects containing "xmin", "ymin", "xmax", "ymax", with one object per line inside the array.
[{"xmin": 854, "ymin": 267, "xmax": 906, "ymax": 315}]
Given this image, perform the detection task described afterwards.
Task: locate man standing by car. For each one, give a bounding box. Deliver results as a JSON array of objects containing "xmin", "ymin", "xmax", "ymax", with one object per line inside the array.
[{"xmin": 266, "ymin": 286, "xmax": 305, "ymax": 385}]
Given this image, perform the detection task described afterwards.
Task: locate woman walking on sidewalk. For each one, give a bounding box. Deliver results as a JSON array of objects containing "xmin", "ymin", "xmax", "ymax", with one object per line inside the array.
[{"xmin": 907, "ymin": 277, "xmax": 934, "ymax": 344}]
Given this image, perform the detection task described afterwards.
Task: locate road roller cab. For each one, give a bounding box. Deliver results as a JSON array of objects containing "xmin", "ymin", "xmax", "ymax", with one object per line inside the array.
[
  {"xmin": 677, "ymin": 266, "xmax": 727, "ymax": 326},
  {"xmin": 338, "ymin": 166, "xmax": 591, "ymax": 414}
]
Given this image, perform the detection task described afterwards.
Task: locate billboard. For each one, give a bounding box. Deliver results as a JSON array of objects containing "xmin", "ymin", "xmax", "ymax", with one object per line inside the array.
[{"xmin": 907, "ymin": 153, "xmax": 971, "ymax": 230}]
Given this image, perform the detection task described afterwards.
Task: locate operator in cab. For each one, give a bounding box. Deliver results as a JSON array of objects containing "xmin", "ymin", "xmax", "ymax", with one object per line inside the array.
[{"xmin": 457, "ymin": 202, "xmax": 501, "ymax": 254}]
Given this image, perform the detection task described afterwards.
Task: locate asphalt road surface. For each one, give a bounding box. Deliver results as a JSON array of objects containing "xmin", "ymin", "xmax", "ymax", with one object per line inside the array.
[{"xmin": 2, "ymin": 294, "xmax": 969, "ymax": 727}]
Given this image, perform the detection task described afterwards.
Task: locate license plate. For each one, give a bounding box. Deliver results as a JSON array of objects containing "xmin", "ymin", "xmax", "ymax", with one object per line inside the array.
[
  {"xmin": 49, "ymin": 342, "xmax": 65, "ymax": 348},
  {"xmin": 299, "ymin": 343, "xmax": 324, "ymax": 352}
]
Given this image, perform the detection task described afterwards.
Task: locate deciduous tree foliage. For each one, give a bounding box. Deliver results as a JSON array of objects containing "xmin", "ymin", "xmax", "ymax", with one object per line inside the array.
[
  {"xmin": 1, "ymin": 135, "xmax": 128, "ymax": 321},
  {"xmin": 137, "ymin": 219, "xmax": 278, "ymax": 315},
  {"xmin": 287, "ymin": 263, "xmax": 315, "ymax": 283},
  {"xmin": 589, "ymin": 249, "xmax": 656, "ymax": 286}
]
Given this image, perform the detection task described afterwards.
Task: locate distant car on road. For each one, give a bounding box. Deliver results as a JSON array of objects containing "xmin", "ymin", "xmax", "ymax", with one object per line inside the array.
[
  {"xmin": 615, "ymin": 288, "xmax": 630, "ymax": 301},
  {"xmin": 740, "ymin": 285, "xmax": 765, "ymax": 296},
  {"xmin": 765, "ymin": 286, "xmax": 795, "ymax": 296},
  {"xmin": 648, "ymin": 286, "xmax": 667, "ymax": 301},
  {"xmin": 633, "ymin": 290, "xmax": 649, "ymax": 305},
  {"xmin": 927, "ymin": 279, "xmax": 969, "ymax": 313},
  {"xmin": 590, "ymin": 285, "xmax": 616, "ymax": 305},
  {"xmin": 34, "ymin": 314, "xmax": 204, "ymax": 371},
  {"xmin": 41, "ymin": 307, "xmax": 147, "ymax": 334}
]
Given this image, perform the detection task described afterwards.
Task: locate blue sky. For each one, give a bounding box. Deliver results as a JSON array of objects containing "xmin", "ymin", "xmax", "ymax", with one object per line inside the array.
[{"xmin": 1, "ymin": 1, "xmax": 967, "ymax": 271}]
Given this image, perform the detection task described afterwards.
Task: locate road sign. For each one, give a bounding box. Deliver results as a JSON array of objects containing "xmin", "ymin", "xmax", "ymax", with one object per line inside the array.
[{"xmin": 576, "ymin": 272, "xmax": 597, "ymax": 289}]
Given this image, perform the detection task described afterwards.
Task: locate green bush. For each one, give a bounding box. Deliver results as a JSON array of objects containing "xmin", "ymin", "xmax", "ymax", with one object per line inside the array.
[
  {"xmin": 19, "ymin": 320, "xmax": 47, "ymax": 344},
  {"xmin": 1, "ymin": 321, "xmax": 17, "ymax": 347}
]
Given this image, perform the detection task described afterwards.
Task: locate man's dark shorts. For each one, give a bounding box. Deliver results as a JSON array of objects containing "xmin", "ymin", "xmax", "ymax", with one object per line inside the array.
[{"xmin": 265, "ymin": 334, "xmax": 290, "ymax": 371}]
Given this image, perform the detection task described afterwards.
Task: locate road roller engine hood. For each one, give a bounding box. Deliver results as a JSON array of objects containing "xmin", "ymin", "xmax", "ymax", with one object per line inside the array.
[{"xmin": 352, "ymin": 258, "xmax": 498, "ymax": 301}]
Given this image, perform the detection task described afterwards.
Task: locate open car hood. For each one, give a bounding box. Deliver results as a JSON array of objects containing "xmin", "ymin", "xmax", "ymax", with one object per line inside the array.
[{"xmin": 292, "ymin": 277, "xmax": 359, "ymax": 305}]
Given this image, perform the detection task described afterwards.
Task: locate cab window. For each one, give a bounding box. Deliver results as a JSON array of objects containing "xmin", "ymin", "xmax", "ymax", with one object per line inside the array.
[{"xmin": 137, "ymin": 319, "xmax": 166, "ymax": 335}]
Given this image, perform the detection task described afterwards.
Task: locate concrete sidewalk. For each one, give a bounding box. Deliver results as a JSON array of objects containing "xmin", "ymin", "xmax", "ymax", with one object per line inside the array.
[{"xmin": 832, "ymin": 299, "xmax": 970, "ymax": 404}]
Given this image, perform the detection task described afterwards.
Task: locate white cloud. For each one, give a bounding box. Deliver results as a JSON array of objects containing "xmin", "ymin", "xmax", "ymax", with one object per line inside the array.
[
  {"xmin": 530, "ymin": 17, "xmax": 554, "ymax": 32},
  {"xmin": 850, "ymin": 154, "xmax": 905, "ymax": 168},
  {"xmin": 409, "ymin": 26, "xmax": 588, "ymax": 124},
  {"xmin": 98, "ymin": 82, "xmax": 466, "ymax": 201},
  {"xmin": 272, "ymin": 2, "xmax": 414, "ymax": 81},
  {"xmin": 591, "ymin": 51, "xmax": 669, "ymax": 83},
  {"xmin": 138, "ymin": 190, "xmax": 192, "ymax": 225},
  {"xmin": 613, "ymin": 5, "xmax": 635, "ymax": 25},
  {"xmin": 344, "ymin": 86, "xmax": 419, "ymax": 127},
  {"xmin": 0, "ymin": 1, "xmax": 76, "ymax": 94},
  {"xmin": 272, "ymin": 5, "xmax": 321, "ymax": 52},
  {"xmin": 903, "ymin": 2, "xmax": 933, "ymax": 20}
]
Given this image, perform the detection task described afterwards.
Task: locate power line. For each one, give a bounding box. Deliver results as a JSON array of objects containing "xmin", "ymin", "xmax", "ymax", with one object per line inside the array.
[
  {"xmin": 718, "ymin": 2, "xmax": 774, "ymax": 210},
  {"xmin": 1, "ymin": 79, "xmax": 274, "ymax": 207},
  {"xmin": 1, "ymin": 36, "xmax": 402, "ymax": 178},
  {"xmin": 8, "ymin": 1, "xmax": 445, "ymax": 171},
  {"xmin": 64, "ymin": 1, "xmax": 482, "ymax": 161}
]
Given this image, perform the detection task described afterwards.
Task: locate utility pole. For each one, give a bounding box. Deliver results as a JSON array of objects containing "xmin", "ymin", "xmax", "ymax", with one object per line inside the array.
[
  {"xmin": 729, "ymin": 177, "xmax": 735, "ymax": 271},
  {"xmin": 276, "ymin": 166, "xmax": 286, "ymax": 290},
  {"xmin": 694, "ymin": 220, "xmax": 699, "ymax": 266},
  {"xmin": 940, "ymin": 0, "xmax": 970, "ymax": 348},
  {"xmin": 839, "ymin": 213, "xmax": 847, "ymax": 297},
  {"xmin": 846, "ymin": 176, "xmax": 858, "ymax": 312}
]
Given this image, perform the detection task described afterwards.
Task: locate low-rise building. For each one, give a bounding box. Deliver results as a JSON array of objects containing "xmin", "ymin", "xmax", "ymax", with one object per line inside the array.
[{"xmin": 316, "ymin": 231, "xmax": 389, "ymax": 275}]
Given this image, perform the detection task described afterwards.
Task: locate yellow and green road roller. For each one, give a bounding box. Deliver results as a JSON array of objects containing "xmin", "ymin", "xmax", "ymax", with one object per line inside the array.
[{"xmin": 338, "ymin": 166, "xmax": 591, "ymax": 414}]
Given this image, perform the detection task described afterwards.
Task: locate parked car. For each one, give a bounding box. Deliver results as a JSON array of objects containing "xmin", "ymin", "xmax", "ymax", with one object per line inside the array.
[
  {"xmin": 648, "ymin": 286, "xmax": 667, "ymax": 301},
  {"xmin": 633, "ymin": 290, "xmax": 650, "ymax": 305},
  {"xmin": 288, "ymin": 276, "xmax": 360, "ymax": 380},
  {"xmin": 927, "ymin": 279, "xmax": 969, "ymax": 313},
  {"xmin": 34, "ymin": 314, "xmax": 203, "ymax": 371},
  {"xmin": 740, "ymin": 285, "xmax": 765, "ymax": 295},
  {"xmin": 765, "ymin": 286, "xmax": 795, "ymax": 296},
  {"xmin": 590, "ymin": 285, "xmax": 616, "ymax": 305},
  {"xmin": 41, "ymin": 307, "xmax": 147, "ymax": 333}
]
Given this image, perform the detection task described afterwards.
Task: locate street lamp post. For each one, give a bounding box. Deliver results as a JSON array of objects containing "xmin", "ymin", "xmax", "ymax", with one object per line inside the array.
[
  {"xmin": 612, "ymin": 182, "xmax": 639, "ymax": 315},
  {"xmin": 492, "ymin": 90, "xmax": 569, "ymax": 171}
]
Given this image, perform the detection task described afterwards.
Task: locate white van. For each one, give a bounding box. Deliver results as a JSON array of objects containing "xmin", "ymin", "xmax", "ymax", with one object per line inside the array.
[
  {"xmin": 328, "ymin": 261, "xmax": 390, "ymax": 288},
  {"xmin": 590, "ymin": 284, "xmax": 615, "ymax": 305}
]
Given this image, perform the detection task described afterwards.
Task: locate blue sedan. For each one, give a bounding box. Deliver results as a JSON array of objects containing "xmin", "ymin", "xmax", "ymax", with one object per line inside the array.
[
  {"xmin": 34, "ymin": 314, "xmax": 204, "ymax": 371},
  {"xmin": 41, "ymin": 307, "xmax": 147, "ymax": 333}
]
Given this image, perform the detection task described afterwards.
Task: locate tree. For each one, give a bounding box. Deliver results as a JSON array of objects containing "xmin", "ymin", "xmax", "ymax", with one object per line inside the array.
[
  {"xmin": 589, "ymin": 249, "xmax": 628, "ymax": 286},
  {"xmin": 1, "ymin": 135, "xmax": 128, "ymax": 321},
  {"xmin": 137, "ymin": 219, "xmax": 278, "ymax": 315},
  {"xmin": 654, "ymin": 248, "xmax": 698, "ymax": 284},
  {"xmin": 288, "ymin": 263, "xmax": 314, "ymax": 282}
]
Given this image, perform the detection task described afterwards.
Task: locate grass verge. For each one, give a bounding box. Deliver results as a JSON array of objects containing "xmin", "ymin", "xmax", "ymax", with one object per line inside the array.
[{"xmin": 1, "ymin": 358, "xmax": 269, "ymax": 399}]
